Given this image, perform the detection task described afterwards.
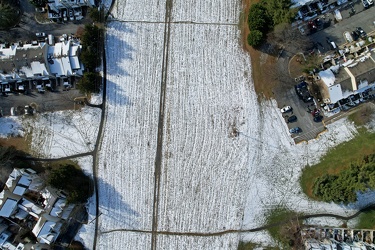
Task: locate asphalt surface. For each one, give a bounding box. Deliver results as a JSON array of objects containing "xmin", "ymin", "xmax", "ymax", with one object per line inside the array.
[
  {"xmin": 279, "ymin": 88, "xmax": 326, "ymax": 143},
  {"xmin": 0, "ymin": 0, "xmax": 92, "ymax": 116},
  {"xmin": 309, "ymin": 1, "xmax": 375, "ymax": 53},
  {"xmin": 0, "ymin": 0, "xmax": 91, "ymax": 43}
]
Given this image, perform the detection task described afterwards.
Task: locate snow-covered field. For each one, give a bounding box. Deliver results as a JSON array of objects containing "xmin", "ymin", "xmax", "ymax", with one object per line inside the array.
[
  {"xmin": 157, "ymin": 23, "xmax": 256, "ymax": 233},
  {"xmin": 96, "ymin": 0, "xmax": 374, "ymax": 249},
  {"xmin": 1, "ymin": 0, "xmax": 373, "ymax": 249},
  {"xmin": 97, "ymin": 21, "xmax": 164, "ymax": 235},
  {"xmin": 22, "ymin": 108, "xmax": 100, "ymax": 158}
]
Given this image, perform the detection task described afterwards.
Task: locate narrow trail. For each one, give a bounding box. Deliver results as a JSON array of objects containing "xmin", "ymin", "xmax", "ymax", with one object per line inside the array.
[
  {"xmin": 107, "ymin": 19, "xmax": 237, "ymax": 26},
  {"xmin": 150, "ymin": 0, "xmax": 173, "ymax": 249},
  {"xmin": 21, "ymin": 152, "xmax": 93, "ymax": 161},
  {"xmin": 100, "ymin": 205, "xmax": 375, "ymax": 237}
]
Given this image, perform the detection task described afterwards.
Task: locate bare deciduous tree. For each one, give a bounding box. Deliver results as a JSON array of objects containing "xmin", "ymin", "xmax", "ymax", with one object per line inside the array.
[{"xmin": 268, "ymin": 23, "xmax": 313, "ymax": 54}]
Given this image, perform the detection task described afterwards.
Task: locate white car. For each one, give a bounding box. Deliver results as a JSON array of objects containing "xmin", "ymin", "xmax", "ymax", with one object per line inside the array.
[
  {"xmin": 35, "ymin": 7, "xmax": 45, "ymax": 13},
  {"xmin": 280, "ymin": 106, "xmax": 293, "ymax": 113}
]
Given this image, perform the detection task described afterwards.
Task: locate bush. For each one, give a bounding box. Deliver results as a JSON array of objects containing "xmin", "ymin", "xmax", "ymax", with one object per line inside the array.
[
  {"xmin": 0, "ymin": 2, "xmax": 19, "ymax": 29},
  {"xmin": 89, "ymin": 8, "xmax": 101, "ymax": 22},
  {"xmin": 266, "ymin": 207, "xmax": 303, "ymax": 249},
  {"xmin": 76, "ymin": 72, "xmax": 102, "ymax": 94},
  {"xmin": 312, "ymin": 154, "xmax": 375, "ymax": 204},
  {"xmin": 79, "ymin": 24, "xmax": 103, "ymax": 72},
  {"xmin": 248, "ymin": 3, "xmax": 269, "ymax": 32},
  {"xmin": 47, "ymin": 164, "xmax": 93, "ymax": 203},
  {"xmin": 247, "ymin": 30, "xmax": 263, "ymax": 47}
]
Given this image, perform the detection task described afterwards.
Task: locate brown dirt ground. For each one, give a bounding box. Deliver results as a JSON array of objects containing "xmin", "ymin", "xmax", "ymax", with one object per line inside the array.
[
  {"xmin": 0, "ymin": 137, "xmax": 30, "ymax": 152},
  {"xmin": 241, "ymin": 0, "xmax": 279, "ymax": 100},
  {"xmin": 289, "ymin": 55, "xmax": 306, "ymax": 79}
]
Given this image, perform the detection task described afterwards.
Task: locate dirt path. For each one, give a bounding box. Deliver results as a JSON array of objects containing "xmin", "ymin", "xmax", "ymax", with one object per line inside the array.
[
  {"xmin": 150, "ymin": 0, "xmax": 173, "ymax": 249},
  {"xmin": 100, "ymin": 205, "xmax": 375, "ymax": 236}
]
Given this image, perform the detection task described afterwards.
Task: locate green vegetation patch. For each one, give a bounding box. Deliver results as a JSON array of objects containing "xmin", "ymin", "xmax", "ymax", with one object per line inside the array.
[
  {"xmin": 238, "ymin": 241, "xmax": 279, "ymax": 250},
  {"xmin": 348, "ymin": 104, "xmax": 375, "ymax": 127},
  {"xmin": 47, "ymin": 164, "xmax": 93, "ymax": 203},
  {"xmin": 0, "ymin": 1, "xmax": 20, "ymax": 30},
  {"xmin": 312, "ymin": 154, "xmax": 375, "ymax": 203},
  {"xmin": 246, "ymin": 0, "xmax": 297, "ymax": 47},
  {"xmin": 265, "ymin": 207, "xmax": 303, "ymax": 249},
  {"xmin": 300, "ymin": 129, "xmax": 375, "ymax": 199},
  {"xmin": 356, "ymin": 208, "xmax": 375, "ymax": 229}
]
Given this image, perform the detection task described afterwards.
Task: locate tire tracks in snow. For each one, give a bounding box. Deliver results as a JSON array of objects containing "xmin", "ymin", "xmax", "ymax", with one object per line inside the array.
[{"xmin": 151, "ymin": 0, "xmax": 173, "ymax": 249}]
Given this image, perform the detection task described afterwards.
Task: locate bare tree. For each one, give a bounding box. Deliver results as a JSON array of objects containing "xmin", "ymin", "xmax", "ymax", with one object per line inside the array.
[{"xmin": 268, "ymin": 23, "xmax": 313, "ymax": 54}]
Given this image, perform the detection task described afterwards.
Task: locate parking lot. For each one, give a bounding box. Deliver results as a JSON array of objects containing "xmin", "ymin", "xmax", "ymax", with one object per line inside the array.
[
  {"xmin": 0, "ymin": 78, "xmax": 81, "ymax": 116},
  {"xmin": 278, "ymin": 87, "xmax": 326, "ymax": 143},
  {"xmin": 275, "ymin": 0, "xmax": 375, "ymax": 143},
  {"xmin": 309, "ymin": 1, "xmax": 375, "ymax": 53},
  {"xmin": 0, "ymin": 0, "xmax": 91, "ymax": 43},
  {"xmin": 0, "ymin": 0, "xmax": 91, "ymax": 117}
]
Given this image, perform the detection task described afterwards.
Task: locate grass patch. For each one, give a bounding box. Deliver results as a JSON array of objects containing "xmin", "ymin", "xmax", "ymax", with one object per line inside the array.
[
  {"xmin": 356, "ymin": 209, "xmax": 375, "ymax": 229},
  {"xmin": 265, "ymin": 207, "xmax": 303, "ymax": 249},
  {"xmin": 348, "ymin": 103, "xmax": 375, "ymax": 127},
  {"xmin": 238, "ymin": 241, "xmax": 279, "ymax": 250},
  {"xmin": 300, "ymin": 128, "xmax": 375, "ymax": 199}
]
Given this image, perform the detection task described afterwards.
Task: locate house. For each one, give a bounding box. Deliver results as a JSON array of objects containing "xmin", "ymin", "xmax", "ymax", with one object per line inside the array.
[
  {"xmin": 32, "ymin": 214, "xmax": 62, "ymax": 245},
  {"xmin": 317, "ymin": 49, "xmax": 375, "ymax": 109},
  {"xmin": 0, "ymin": 39, "xmax": 84, "ymax": 93},
  {"xmin": 0, "ymin": 168, "xmax": 76, "ymax": 247},
  {"xmin": 47, "ymin": 0, "xmax": 95, "ymax": 21}
]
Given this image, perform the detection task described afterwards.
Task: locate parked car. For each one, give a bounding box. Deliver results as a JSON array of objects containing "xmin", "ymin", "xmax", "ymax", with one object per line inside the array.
[
  {"xmin": 36, "ymin": 32, "xmax": 46, "ymax": 38},
  {"xmin": 35, "ymin": 7, "xmax": 45, "ymax": 13},
  {"xmin": 367, "ymin": 0, "xmax": 374, "ymax": 5},
  {"xmin": 313, "ymin": 115, "xmax": 323, "ymax": 122},
  {"xmin": 280, "ymin": 106, "xmax": 293, "ymax": 113},
  {"xmin": 362, "ymin": 0, "xmax": 369, "ymax": 8},
  {"xmin": 356, "ymin": 27, "xmax": 367, "ymax": 38},
  {"xmin": 69, "ymin": 9, "xmax": 74, "ymax": 21},
  {"xmin": 287, "ymin": 115, "xmax": 297, "ymax": 123},
  {"xmin": 351, "ymin": 31, "xmax": 359, "ymax": 41},
  {"xmin": 289, "ymin": 127, "xmax": 302, "ymax": 134}
]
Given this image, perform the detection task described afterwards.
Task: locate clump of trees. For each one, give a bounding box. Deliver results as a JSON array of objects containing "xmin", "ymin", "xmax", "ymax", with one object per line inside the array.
[
  {"xmin": 78, "ymin": 24, "xmax": 103, "ymax": 94},
  {"xmin": 313, "ymin": 154, "xmax": 375, "ymax": 204},
  {"xmin": 266, "ymin": 207, "xmax": 303, "ymax": 249},
  {"xmin": 247, "ymin": 0, "xmax": 297, "ymax": 47},
  {"xmin": 0, "ymin": 0, "xmax": 20, "ymax": 30},
  {"xmin": 47, "ymin": 164, "xmax": 93, "ymax": 203}
]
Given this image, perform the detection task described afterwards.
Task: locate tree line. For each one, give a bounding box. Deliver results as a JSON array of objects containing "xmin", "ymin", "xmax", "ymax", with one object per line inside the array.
[
  {"xmin": 77, "ymin": 24, "xmax": 104, "ymax": 94},
  {"xmin": 313, "ymin": 154, "xmax": 375, "ymax": 204}
]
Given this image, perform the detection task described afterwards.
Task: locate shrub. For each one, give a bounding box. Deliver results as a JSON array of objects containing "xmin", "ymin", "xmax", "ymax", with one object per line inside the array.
[
  {"xmin": 0, "ymin": 2, "xmax": 19, "ymax": 29},
  {"xmin": 248, "ymin": 3, "xmax": 269, "ymax": 32},
  {"xmin": 47, "ymin": 164, "xmax": 93, "ymax": 203},
  {"xmin": 247, "ymin": 30, "xmax": 263, "ymax": 47},
  {"xmin": 312, "ymin": 154, "xmax": 375, "ymax": 204},
  {"xmin": 77, "ymin": 72, "xmax": 102, "ymax": 94}
]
